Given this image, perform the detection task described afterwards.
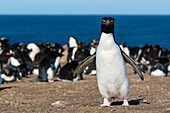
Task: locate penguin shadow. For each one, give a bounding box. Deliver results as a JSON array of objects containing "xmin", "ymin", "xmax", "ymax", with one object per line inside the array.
[
  {"xmin": 0, "ymin": 86, "xmax": 12, "ymax": 91},
  {"xmin": 111, "ymin": 99, "xmax": 150, "ymax": 106}
]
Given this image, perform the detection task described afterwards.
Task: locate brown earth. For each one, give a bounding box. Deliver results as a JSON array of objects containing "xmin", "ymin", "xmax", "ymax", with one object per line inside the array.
[{"xmin": 0, "ymin": 45, "xmax": 170, "ymax": 113}]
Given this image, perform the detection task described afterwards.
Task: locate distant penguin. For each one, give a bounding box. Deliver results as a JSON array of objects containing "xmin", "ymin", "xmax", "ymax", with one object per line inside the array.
[
  {"xmin": 83, "ymin": 63, "xmax": 96, "ymax": 75},
  {"xmin": 74, "ymin": 47, "xmax": 90, "ymax": 62},
  {"xmin": 37, "ymin": 48, "xmax": 62, "ymax": 82},
  {"xmin": 34, "ymin": 44, "xmax": 52, "ymax": 65},
  {"xmin": 147, "ymin": 45, "xmax": 161, "ymax": 65},
  {"xmin": 67, "ymin": 36, "xmax": 78, "ymax": 63},
  {"xmin": 0, "ymin": 37, "xmax": 10, "ymax": 64},
  {"xmin": 1, "ymin": 65, "xmax": 21, "ymax": 83},
  {"xmin": 134, "ymin": 64, "xmax": 148, "ymax": 74},
  {"xmin": 129, "ymin": 46, "xmax": 142, "ymax": 62},
  {"xmin": 88, "ymin": 40, "xmax": 99, "ymax": 55},
  {"xmin": 57, "ymin": 61, "xmax": 80, "ymax": 81},
  {"xmin": 139, "ymin": 44, "xmax": 152, "ymax": 64},
  {"xmin": 150, "ymin": 63, "xmax": 168, "ymax": 77},
  {"xmin": 158, "ymin": 48, "xmax": 169, "ymax": 58},
  {"xmin": 53, "ymin": 42, "xmax": 64, "ymax": 54},
  {"xmin": 72, "ymin": 17, "xmax": 144, "ymax": 107},
  {"xmin": 8, "ymin": 43, "xmax": 25, "ymax": 66}
]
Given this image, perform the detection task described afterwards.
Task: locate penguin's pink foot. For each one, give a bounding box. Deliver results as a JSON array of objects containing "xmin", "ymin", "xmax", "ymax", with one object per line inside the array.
[
  {"xmin": 48, "ymin": 79, "xmax": 54, "ymax": 82},
  {"xmin": 122, "ymin": 99, "xmax": 129, "ymax": 106},
  {"xmin": 100, "ymin": 98, "xmax": 111, "ymax": 107}
]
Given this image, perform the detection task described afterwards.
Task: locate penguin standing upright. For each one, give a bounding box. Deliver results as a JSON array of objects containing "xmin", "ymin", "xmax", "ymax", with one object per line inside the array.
[
  {"xmin": 67, "ymin": 36, "xmax": 78, "ymax": 63},
  {"xmin": 96, "ymin": 17, "xmax": 130, "ymax": 106},
  {"xmin": 37, "ymin": 47, "xmax": 62, "ymax": 82},
  {"xmin": 73, "ymin": 17, "xmax": 144, "ymax": 107}
]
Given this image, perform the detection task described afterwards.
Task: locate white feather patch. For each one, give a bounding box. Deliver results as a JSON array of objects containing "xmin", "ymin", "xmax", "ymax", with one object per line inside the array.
[
  {"xmin": 54, "ymin": 57, "xmax": 60, "ymax": 69},
  {"xmin": 47, "ymin": 67, "xmax": 54, "ymax": 80},
  {"xmin": 168, "ymin": 65, "xmax": 170, "ymax": 72},
  {"xmin": 1, "ymin": 74, "xmax": 15, "ymax": 81},
  {"xmin": 90, "ymin": 47, "xmax": 96, "ymax": 55},
  {"xmin": 10, "ymin": 57, "xmax": 20, "ymax": 66},
  {"xmin": 32, "ymin": 69, "xmax": 39, "ymax": 75},
  {"xmin": 27, "ymin": 43, "xmax": 40, "ymax": 61},
  {"xmin": 150, "ymin": 69, "xmax": 166, "ymax": 77},
  {"xmin": 71, "ymin": 47, "xmax": 77, "ymax": 61},
  {"xmin": 69, "ymin": 37, "xmax": 78, "ymax": 48}
]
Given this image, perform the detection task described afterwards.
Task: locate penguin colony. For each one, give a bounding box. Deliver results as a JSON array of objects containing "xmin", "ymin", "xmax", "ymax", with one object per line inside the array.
[
  {"xmin": 0, "ymin": 17, "xmax": 169, "ymax": 106},
  {"xmin": 0, "ymin": 28, "xmax": 169, "ymax": 84},
  {"xmin": 0, "ymin": 36, "xmax": 99, "ymax": 83}
]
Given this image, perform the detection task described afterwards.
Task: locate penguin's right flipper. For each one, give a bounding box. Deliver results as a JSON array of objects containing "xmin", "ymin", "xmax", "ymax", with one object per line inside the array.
[{"xmin": 121, "ymin": 51, "xmax": 144, "ymax": 81}]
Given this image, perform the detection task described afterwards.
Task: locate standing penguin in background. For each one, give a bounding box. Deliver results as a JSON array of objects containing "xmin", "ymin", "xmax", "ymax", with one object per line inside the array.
[
  {"xmin": 37, "ymin": 47, "xmax": 63, "ymax": 82},
  {"xmin": 73, "ymin": 17, "xmax": 144, "ymax": 107}
]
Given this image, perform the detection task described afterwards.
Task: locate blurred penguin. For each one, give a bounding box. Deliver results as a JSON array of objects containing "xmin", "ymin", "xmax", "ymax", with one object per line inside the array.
[
  {"xmin": 150, "ymin": 63, "xmax": 168, "ymax": 77},
  {"xmin": 67, "ymin": 36, "xmax": 78, "ymax": 63}
]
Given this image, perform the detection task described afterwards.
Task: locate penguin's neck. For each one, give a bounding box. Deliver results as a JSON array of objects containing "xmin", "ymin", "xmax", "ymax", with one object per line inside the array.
[
  {"xmin": 99, "ymin": 32, "xmax": 117, "ymax": 50},
  {"xmin": 100, "ymin": 32, "xmax": 116, "ymax": 43}
]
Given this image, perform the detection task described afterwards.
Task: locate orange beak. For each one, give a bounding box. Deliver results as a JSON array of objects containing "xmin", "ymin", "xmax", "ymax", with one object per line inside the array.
[
  {"xmin": 6, "ymin": 70, "xmax": 10, "ymax": 74},
  {"xmin": 107, "ymin": 20, "xmax": 110, "ymax": 24},
  {"xmin": 6, "ymin": 52, "xmax": 10, "ymax": 55},
  {"xmin": 34, "ymin": 65, "xmax": 39, "ymax": 68},
  {"xmin": 150, "ymin": 66, "xmax": 153, "ymax": 69}
]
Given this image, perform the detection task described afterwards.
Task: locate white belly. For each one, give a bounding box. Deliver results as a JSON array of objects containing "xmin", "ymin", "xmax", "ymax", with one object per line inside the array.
[
  {"xmin": 47, "ymin": 67, "xmax": 54, "ymax": 80},
  {"xmin": 10, "ymin": 57, "xmax": 20, "ymax": 66},
  {"xmin": 96, "ymin": 33, "xmax": 129, "ymax": 99}
]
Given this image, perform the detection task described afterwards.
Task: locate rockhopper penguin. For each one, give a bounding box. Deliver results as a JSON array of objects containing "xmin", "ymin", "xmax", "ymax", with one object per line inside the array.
[
  {"xmin": 73, "ymin": 17, "xmax": 144, "ymax": 107},
  {"xmin": 96, "ymin": 17, "xmax": 130, "ymax": 106}
]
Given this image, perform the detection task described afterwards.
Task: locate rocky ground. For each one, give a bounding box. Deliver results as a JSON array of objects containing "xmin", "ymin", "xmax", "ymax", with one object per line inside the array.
[{"xmin": 0, "ymin": 45, "xmax": 169, "ymax": 113}]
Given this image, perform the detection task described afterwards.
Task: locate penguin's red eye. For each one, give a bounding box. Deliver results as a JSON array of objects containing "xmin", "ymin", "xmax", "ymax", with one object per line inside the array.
[{"xmin": 102, "ymin": 20, "xmax": 106, "ymax": 24}]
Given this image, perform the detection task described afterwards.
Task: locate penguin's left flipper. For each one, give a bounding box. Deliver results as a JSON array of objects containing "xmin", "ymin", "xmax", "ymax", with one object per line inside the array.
[{"xmin": 121, "ymin": 50, "xmax": 144, "ymax": 81}]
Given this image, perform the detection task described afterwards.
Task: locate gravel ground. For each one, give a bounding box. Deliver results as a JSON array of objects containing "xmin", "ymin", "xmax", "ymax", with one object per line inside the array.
[{"xmin": 0, "ymin": 63, "xmax": 169, "ymax": 113}]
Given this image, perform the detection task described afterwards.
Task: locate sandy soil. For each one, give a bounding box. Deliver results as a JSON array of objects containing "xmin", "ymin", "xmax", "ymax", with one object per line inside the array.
[{"xmin": 0, "ymin": 46, "xmax": 170, "ymax": 113}]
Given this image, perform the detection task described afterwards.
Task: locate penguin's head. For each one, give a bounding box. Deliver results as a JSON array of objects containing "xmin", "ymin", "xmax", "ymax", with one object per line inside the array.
[{"xmin": 101, "ymin": 17, "xmax": 115, "ymax": 34}]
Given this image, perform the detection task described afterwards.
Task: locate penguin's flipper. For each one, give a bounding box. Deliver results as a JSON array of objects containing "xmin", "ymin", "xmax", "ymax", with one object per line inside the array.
[
  {"xmin": 73, "ymin": 51, "xmax": 144, "ymax": 81},
  {"xmin": 73, "ymin": 54, "xmax": 96, "ymax": 78},
  {"xmin": 121, "ymin": 51, "xmax": 144, "ymax": 81}
]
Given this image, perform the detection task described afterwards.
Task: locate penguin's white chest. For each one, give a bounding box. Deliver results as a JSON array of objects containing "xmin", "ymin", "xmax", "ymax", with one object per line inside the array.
[
  {"xmin": 96, "ymin": 33, "xmax": 129, "ymax": 99},
  {"xmin": 10, "ymin": 57, "xmax": 20, "ymax": 66},
  {"xmin": 54, "ymin": 57, "xmax": 60, "ymax": 69}
]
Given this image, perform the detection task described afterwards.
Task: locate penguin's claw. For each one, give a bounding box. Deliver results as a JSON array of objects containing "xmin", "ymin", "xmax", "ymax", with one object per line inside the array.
[
  {"xmin": 100, "ymin": 103, "xmax": 110, "ymax": 107},
  {"xmin": 122, "ymin": 99, "xmax": 129, "ymax": 106},
  {"xmin": 122, "ymin": 104, "xmax": 129, "ymax": 106},
  {"xmin": 100, "ymin": 98, "xmax": 111, "ymax": 107},
  {"xmin": 48, "ymin": 79, "xmax": 54, "ymax": 82}
]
